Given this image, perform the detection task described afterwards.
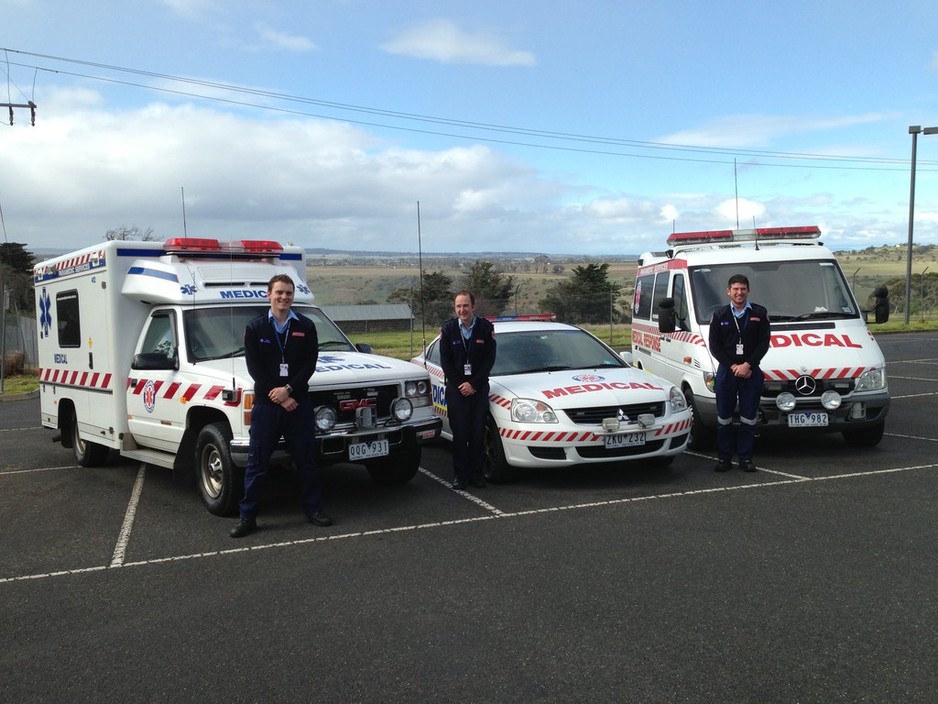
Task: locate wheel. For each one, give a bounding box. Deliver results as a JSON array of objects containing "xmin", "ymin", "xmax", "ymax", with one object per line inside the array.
[
  {"xmin": 842, "ymin": 420, "xmax": 885, "ymax": 447},
  {"xmin": 365, "ymin": 446, "xmax": 421, "ymax": 485},
  {"xmin": 684, "ymin": 387, "xmax": 716, "ymax": 450},
  {"xmin": 71, "ymin": 412, "xmax": 109, "ymax": 467},
  {"xmin": 195, "ymin": 422, "xmax": 241, "ymax": 516},
  {"xmin": 483, "ymin": 417, "xmax": 517, "ymax": 483}
]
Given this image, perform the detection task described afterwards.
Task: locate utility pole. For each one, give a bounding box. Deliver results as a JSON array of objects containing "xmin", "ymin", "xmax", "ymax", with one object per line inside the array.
[{"xmin": 2, "ymin": 101, "xmax": 37, "ymax": 126}]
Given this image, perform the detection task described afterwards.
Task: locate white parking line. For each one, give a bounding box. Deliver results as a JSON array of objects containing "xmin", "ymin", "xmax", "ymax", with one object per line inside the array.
[
  {"xmin": 110, "ymin": 465, "xmax": 146, "ymax": 568},
  {"xmin": 3, "ymin": 460, "xmax": 936, "ymax": 585}
]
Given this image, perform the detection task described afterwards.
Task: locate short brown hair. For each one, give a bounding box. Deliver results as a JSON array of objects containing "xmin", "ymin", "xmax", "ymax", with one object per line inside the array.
[{"xmin": 267, "ymin": 274, "xmax": 295, "ymax": 292}]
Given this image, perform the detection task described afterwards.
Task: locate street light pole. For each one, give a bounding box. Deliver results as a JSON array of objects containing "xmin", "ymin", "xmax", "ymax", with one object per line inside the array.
[{"xmin": 906, "ymin": 125, "xmax": 938, "ymax": 324}]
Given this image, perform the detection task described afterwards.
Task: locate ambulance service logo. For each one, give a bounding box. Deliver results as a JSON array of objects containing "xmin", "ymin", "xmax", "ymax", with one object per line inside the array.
[
  {"xmin": 572, "ymin": 374, "xmax": 605, "ymax": 383},
  {"xmin": 38, "ymin": 288, "xmax": 52, "ymax": 339},
  {"xmin": 143, "ymin": 380, "xmax": 157, "ymax": 414}
]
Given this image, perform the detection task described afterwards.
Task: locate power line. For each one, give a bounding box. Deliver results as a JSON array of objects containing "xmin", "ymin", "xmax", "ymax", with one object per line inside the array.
[{"xmin": 2, "ymin": 47, "xmax": 934, "ymax": 173}]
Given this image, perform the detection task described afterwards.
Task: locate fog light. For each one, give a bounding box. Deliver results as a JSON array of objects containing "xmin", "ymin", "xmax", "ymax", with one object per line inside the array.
[
  {"xmin": 315, "ymin": 405, "xmax": 337, "ymax": 432},
  {"xmin": 602, "ymin": 417, "xmax": 620, "ymax": 432},
  {"xmin": 390, "ymin": 397, "xmax": 414, "ymax": 422},
  {"xmin": 776, "ymin": 392, "xmax": 796, "ymax": 412},
  {"xmin": 849, "ymin": 402, "xmax": 867, "ymax": 420},
  {"xmin": 821, "ymin": 390, "xmax": 842, "ymax": 410},
  {"xmin": 637, "ymin": 413, "xmax": 655, "ymax": 428}
]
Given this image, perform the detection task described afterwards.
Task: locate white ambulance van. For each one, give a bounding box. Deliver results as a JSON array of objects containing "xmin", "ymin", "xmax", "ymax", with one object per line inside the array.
[
  {"xmin": 629, "ymin": 226, "xmax": 890, "ymax": 448},
  {"xmin": 33, "ymin": 238, "xmax": 441, "ymax": 515}
]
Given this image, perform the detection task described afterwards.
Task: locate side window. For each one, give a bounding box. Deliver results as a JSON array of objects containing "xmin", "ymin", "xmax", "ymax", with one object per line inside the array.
[
  {"xmin": 140, "ymin": 312, "xmax": 177, "ymax": 358},
  {"xmin": 633, "ymin": 274, "xmax": 655, "ymax": 320},
  {"xmin": 672, "ymin": 274, "xmax": 688, "ymax": 330},
  {"xmin": 426, "ymin": 339, "xmax": 441, "ymax": 366},
  {"xmin": 651, "ymin": 273, "xmax": 671, "ymax": 322},
  {"xmin": 56, "ymin": 290, "xmax": 81, "ymax": 348}
]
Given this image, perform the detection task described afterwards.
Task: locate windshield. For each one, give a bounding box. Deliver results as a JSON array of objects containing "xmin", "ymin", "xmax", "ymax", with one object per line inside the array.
[
  {"xmin": 493, "ymin": 329, "xmax": 627, "ymax": 375},
  {"xmin": 183, "ymin": 305, "xmax": 356, "ymax": 362},
  {"xmin": 689, "ymin": 259, "xmax": 859, "ymax": 324}
]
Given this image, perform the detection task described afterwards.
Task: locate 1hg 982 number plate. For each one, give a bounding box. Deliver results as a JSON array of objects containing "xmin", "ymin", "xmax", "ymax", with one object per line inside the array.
[{"xmin": 787, "ymin": 412, "xmax": 829, "ymax": 428}]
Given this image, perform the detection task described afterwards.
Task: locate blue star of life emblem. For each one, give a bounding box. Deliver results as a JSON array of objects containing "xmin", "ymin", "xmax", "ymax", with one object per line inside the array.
[
  {"xmin": 38, "ymin": 288, "xmax": 52, "ymax": 338},
  {"xmin": 296, "ymin": 284, "xmax": 311, "ymax": 295},
  {"xmin": 180, "ymin": 284, "xmax": 198, "ymax": 295}
]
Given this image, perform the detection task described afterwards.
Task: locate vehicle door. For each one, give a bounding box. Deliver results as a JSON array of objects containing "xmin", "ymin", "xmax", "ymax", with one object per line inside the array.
[{"xmin": 126, "ymin": 310, "xmax": 187, "ymax": 452}]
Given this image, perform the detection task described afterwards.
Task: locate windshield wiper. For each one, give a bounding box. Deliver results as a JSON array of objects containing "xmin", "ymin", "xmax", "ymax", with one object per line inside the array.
[
  {"xmin": 793, "ymin": 311, "xmax": 855, "ymax": 320},
  {"xmin": 208, "ymin": 346, "xmax": 245, "ymax": 360},
  {"xmin": 319, "ymin": 340, "xmax": 354, "ymax": 350}
]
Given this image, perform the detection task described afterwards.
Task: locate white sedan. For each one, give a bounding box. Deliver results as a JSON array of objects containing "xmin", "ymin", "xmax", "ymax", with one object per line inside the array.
[{"xmin": 412, "ymin": 320, "xmax": 692, "ymax": 481}]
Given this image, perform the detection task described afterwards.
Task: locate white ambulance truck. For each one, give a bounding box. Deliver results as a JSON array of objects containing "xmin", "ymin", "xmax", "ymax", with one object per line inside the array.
[
  {"xmin": 629, "ymin": 226, "xmax": 891, "ymax": 448},
  {"xmin": 33, "ymin": 237, "xmax": 441, "ymax": 515}
]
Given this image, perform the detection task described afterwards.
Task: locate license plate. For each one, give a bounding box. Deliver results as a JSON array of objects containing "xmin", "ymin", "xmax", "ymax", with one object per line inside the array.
[
  {"xmin": 604, "ymin": 433, "xmax": 645, "ymax": 449},
  {"xmin": 787, "ymin": 412, "xmax": 829, "ymax": 428},
  {"xmin": 349, "ymin": 439, "xmax": 389, "ymax": 460}
]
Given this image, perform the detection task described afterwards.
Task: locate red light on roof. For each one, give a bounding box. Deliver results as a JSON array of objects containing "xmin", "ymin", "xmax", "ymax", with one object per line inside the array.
[
  {"xmin": 240, "ymin": 240, "xmax": 284, "ymax": 254},
  {"xmin": 164, "ymin": 237, "xmax": 223, "ymax": 252},
  {"xmin": 666, "ymin": 226, "xmax": 820, "ymax": 247}
]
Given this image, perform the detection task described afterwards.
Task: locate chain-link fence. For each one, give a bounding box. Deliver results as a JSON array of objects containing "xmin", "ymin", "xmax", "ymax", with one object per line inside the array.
[{"xmin": 2, "ymin": 315, "xmax": 37, "ymax": 376}]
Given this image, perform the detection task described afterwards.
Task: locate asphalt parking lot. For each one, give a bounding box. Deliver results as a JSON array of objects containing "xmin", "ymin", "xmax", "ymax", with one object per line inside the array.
[{"xmin": 2, "ymin": 331, "xmax": 937, "ymax": 704}]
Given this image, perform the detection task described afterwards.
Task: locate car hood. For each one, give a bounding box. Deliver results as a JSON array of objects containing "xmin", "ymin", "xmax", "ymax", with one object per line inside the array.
[
  {"xmin": 196, "ymin": 350, "xmax": 426, "ymax": 389},
  {"xmin": 491, "ymin": 367, "xmax": 672, "ymax": 407}
]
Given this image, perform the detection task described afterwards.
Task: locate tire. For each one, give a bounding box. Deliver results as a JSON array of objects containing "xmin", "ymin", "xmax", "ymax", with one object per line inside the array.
[
  {"xmin": 842, "ymin": 420, "xmax": 885, "ymax": 447},
  {"xmin": 482, "ymin": 417, "xmax": 517, "ymax": 483},
  {"xmin": 684, "ymin": 387, "xmax": 716, "ymax": 450},
  {"xmin": 71, "ymin": 412, "xmax": 109, "ymax": 467},
  {"xmin": 366, "ymin": 446, "xmax": 421, "ymax": 485},
  {"xmin": 195, "ymin": 422, "xmax": 241, "ymax": 516}
]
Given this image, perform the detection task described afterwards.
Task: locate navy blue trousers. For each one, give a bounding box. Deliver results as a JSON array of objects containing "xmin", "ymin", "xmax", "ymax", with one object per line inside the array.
[
  {"xmin": 239, "ymin": 400, "xmax": 322, "ymax": 519},
  {"xmin": 447, "ymin": 384, "xmax": 489, "ymax": 482},
  {"xmin": 715, "ymin": 365, "xmax": 764, "ymax": 461}
]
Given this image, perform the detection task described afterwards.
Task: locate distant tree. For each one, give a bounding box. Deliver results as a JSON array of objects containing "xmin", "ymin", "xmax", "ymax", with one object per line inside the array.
[
  {"xmin": 0, "ymin": 242, "xmax": 36, "ymax": 311},
  {"xmin": 388, "ymin": 270, "xmax": 454, "ymax": 327},
  {"xmin": 458, "ymin": 260, "xmax": 513, "ymax": 317},
  {"xmin": 106, "ymin": 225, "xmax": 159, "ymax": 241},
  {"xmin": 539, "ymin": 262, "xmax": 621, "ymax": 324}
]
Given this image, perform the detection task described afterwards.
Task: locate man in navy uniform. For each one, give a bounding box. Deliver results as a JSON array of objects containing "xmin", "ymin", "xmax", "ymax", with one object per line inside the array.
[
  {"xmin": 231, "ymin": 274, "xmax": 332, "ymax": 538},
  {"xmin": 439, "ymin": 291, "xmax": 497, "ymax": 490},
  {"xmin": 708, "ymin": 274, "xmax": 771, "ymax": 473}
]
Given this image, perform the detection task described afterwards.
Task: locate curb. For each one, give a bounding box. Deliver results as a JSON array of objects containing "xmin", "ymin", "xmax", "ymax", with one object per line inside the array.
[{"xmin": 0, "ymin": 389, "xmax": 39, "ymax": 402}]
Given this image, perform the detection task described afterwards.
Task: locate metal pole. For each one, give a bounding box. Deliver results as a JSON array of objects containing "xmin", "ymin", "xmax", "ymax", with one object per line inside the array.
[{"xmin": 906, "ymin": 126, "xmax": 920, "ymax": 325}]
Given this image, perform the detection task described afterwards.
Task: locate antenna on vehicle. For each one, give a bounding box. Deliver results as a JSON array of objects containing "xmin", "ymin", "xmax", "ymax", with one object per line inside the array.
[
  {"xmin": 181, "ymin": 187, "xmax": 188, "ymax": 237},
  {"xmin": 734, "ymin": 159, "xmax": 740, "ymax": 229},
  {"xmin": 417, "ymin": 201, "xmax": 427, "ymax": 363}
]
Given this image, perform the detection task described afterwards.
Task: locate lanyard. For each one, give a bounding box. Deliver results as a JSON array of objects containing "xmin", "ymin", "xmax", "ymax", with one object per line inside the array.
[{"xmin": 274, "ymin": 322, "xmax": 290, "ymax": 363}]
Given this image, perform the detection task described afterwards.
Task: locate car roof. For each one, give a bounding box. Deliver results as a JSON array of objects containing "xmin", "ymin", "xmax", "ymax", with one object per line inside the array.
[{"xmin": 489, "ymin": 320, "xmax": 579, "ymax": 334}]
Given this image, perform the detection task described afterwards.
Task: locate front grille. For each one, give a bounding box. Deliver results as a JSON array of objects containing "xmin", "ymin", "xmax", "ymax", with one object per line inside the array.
[
  {"xmin": 577, "ymin": 439, "xmax": 665, "ymax": 458},
  {"xmin": 762, "ymin": 378, "xmax": 855, "ymax": 398},
  {"xmin": 309, "ymin": 384, "xmax": 399, "ymax": 424},
  {"xmin": 564, "ymin": 402, "xmax": 665, "ymax": 425}
]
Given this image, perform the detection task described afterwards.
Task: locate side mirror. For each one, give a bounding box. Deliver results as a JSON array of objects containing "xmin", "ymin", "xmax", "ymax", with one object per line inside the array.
[
  {"xmin": 657, "ymin": 298, "xmax": 676, "ymax": 333},
  {"xmin": 873, "ymin": 286, "xmax": 889, "ymax": 324},
  {"xmin": 355, "ymin": 342, "xmax": 373, "ymax": 354},
  {"xmin": 132, "ymin": 351, "xmax": 176, "ymax": 371}
]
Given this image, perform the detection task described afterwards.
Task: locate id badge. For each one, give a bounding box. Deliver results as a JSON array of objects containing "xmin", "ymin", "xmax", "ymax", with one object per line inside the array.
[
  {"xmin": 280, "ymin": 363, "xmax": 289, "ymax": 377},
  {"xmin": 736, "ymin": 343, "xmax": 744, "ymax": 355},
  {"xmin": 464, "ymin": 363, "xmax": 472, "ymax": 376}
]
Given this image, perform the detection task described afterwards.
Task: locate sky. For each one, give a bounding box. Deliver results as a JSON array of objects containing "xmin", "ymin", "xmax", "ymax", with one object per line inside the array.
[{"xmin": 2, "ymin": 0, "xmax": 938, "ymax": 257}]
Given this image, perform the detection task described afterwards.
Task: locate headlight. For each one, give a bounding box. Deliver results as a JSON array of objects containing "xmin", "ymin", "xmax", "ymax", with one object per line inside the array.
[
  {"xmin": 854, "ymin": 368, "xmax": 886, "ymax": 392},
  {"xmin": 704, "ymin": 372, "xmax": 716, "ymax": 393},
  {"xmin": 315, "ymin": 405, "xmax": 336, "ymax": 432},
  {"xmin": 404, "ymin": 379, "xmax": 432, "ymax": 407},
  {"xmin": 511, "ymin": 398, "xmax": 558, "ymax": 423},
  {"xmin": 776, "ymin": 392, "xmax": 796, "ymax": 412},
  {"xmin": 390, "ymin": 397, "xmax": 414, "ymax": 422},
  {"xmin": 821, "ymin": 390, "xmax": 842, "ymax": 410},
  {"xmin": 668, "ymin": 386, "xmax": 687, "ymax": 411}
]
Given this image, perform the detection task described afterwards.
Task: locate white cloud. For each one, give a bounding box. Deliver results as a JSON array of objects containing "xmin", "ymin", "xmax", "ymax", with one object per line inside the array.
[
  {"xmin": 255, "ymin": 23, "xmax": 316, "ymax": 53},
  {"xmin": 716, "ymin": 198, "xmax": 766, "ymax": 225},
  {"xmin": 380, "ymin": 19, "xmax": 535, "ymax": 67}
]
